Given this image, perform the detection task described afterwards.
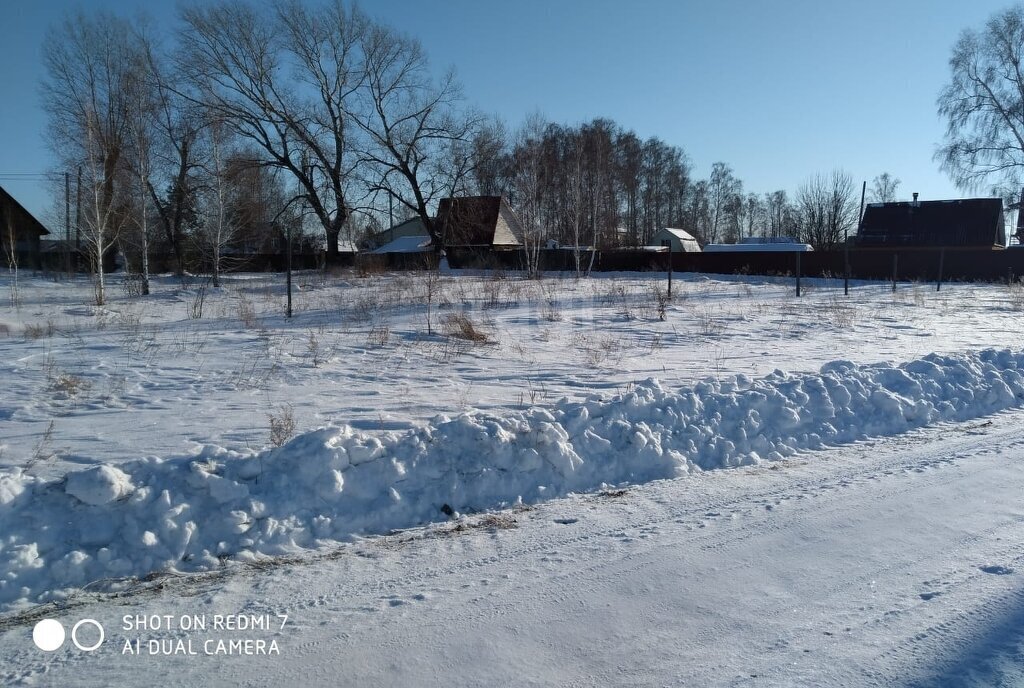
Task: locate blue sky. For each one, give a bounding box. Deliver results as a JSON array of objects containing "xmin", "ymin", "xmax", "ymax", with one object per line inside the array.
[{"xmin": 0, "ymin": 0, "xmax": 1015, "ymax": 224}]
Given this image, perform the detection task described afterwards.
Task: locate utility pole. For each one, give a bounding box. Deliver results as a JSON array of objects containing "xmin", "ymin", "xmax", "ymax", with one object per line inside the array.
[
  {"xmin": 75, "ymin": 166, "xmax": 82, "ymax": 251},
  {"xmin": 65, "ymin": 171, "xmax": 71, "ymax": 275}
]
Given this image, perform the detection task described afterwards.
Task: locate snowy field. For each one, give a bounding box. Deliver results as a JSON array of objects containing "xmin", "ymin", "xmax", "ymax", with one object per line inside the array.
[{"xmin": 2, "ymin": 269, "xmax": 1024, "ymax": 686}]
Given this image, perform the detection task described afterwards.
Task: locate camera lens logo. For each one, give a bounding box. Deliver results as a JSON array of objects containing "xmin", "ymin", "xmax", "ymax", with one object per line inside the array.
[{"xmin": 32, "ymin": 619, "xmax": 104, "ymax": 652}]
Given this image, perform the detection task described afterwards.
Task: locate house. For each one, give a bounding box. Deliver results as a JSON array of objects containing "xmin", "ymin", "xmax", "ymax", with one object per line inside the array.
[
  {"xmin": 0, "ymin": 185, "xmax": 50, "ymax": 268},
  {"xmin": 704, "ymin": 236, "xmax": 812, "ymax": 252},
  {"xmin": 435, "ymin": 196, "xmax": 523, "ymax": 250},
  {"xmin": 651, "ymin": 227, "xmax": 701, "ymax": 253},
  {"xmin": 364, "ymin": 216, "xmax": 430, "ymax": 251},
  {"xmin": 856, "ymin": 196, "xmax": 1006, "ymax": 248},
  {"xmin": 370, "ymin": 235, "xmax": 433, "ymax": 254}
]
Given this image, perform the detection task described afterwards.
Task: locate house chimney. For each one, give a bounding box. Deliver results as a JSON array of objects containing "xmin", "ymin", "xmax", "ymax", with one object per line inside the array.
[{"xmin": 913, "ymin": 192, "xmax": 919, "ymax": 203}]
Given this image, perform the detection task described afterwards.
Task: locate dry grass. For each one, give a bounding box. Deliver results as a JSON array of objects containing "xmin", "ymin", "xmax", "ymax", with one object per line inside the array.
[
  {"xmin": 442, "ymin": 312, "xmax": 490, "ymax": 343},
  {"xmin": 237, "ymin": 295, "xmax": 259, "ymax": 329},
  {"xmin": 1008, "ymin": 282, "xmax": 1024, "ymax": 311},
  {"xmin": 49, "ymin": 372, "xmax": 89, "ymax": 396},
  {"xmin": 24, "ymin": 321, "xmax": 55, "ymax": 340},
  {"xmin": 438, "ymin": 512, "xmax": 518, "ymax": 535},
  {"xmin": 366, "ymin": 325, "xmax": 390, "ymax": 347}
]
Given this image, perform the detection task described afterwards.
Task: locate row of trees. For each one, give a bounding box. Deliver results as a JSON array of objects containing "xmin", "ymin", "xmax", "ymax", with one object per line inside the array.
[
  {"xmin": 44, "ymin": 0, "xmax": 923, "ymax": 303},
  {"xmin": 469, "ymin": 115, "xmax": 902, "ymax": 253},
  {"xmin": 44, "ymin": 0, "xmax": 478, "ymax": 303}
]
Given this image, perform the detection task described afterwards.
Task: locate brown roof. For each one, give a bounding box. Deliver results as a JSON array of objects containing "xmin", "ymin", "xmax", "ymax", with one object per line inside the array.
[{"xmin": 435, "ymin": 196, "xmax": 523, "ymax": 248}]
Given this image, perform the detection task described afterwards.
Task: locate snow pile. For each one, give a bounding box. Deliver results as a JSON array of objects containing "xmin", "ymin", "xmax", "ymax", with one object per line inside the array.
[{"xmin": 2, "ymin": 348, "xmax": 1023, "ymax": 611}]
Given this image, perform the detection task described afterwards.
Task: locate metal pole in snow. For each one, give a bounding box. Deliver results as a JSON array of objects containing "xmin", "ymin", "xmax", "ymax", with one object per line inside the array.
[
  {"xmin": 667, "ymin": 242, "xmax": 673, "ymax": 300},
  {"xmin": 937, "ymin": 248, "xmax": 945, "ymax": 292},
  {"xmin": 796, "ymin": 251, "xmax": 802, "ymax": 297},
  {"xmin": 286, "ymin": 221, "xmax": 293, "ymax": 319},
  {"xmin": 65, "ymin": 171, "xmax": 71, "ymax": 276}
]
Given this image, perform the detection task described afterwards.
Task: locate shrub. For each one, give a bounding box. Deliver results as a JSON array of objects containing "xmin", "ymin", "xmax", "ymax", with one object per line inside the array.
[
  {"xmin": 268, "ymin": 404, "xmax": 296, "ymax": 447},
  {"xmin": 442, "ymin": 312, "xmax": 489, "ymax": 343}
]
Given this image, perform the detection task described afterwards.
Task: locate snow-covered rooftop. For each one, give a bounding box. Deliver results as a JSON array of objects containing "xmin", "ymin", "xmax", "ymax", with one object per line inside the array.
[{"xmin": 370, "ymin": 235, "xmax": 433, "ymax": 254}]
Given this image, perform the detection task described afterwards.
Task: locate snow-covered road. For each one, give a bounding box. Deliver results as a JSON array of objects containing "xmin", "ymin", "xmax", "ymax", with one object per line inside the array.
[{"xmin": 4, "ymin": 410, "xmax": 1024, "ymax": 686}]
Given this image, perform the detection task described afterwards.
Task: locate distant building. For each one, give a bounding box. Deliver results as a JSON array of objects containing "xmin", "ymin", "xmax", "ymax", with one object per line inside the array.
[
  {"xmin": 436, "ymin": 196, "xmax": 523, "ymax": 250},
  {"xmin": 704, "ymin": 236, "xmax": 813, "ymax": 252},
  {"xmin": 364, "ymin": 216, "xmax": 430, "ymax": 251},
  {"xmin": 370, "ymin": 235, "xmax": 433, "ymax": 254},
  {"xmin": 650, "ymin": 227, "xmax": 701, "ymax": 253},
  {"xmin": 856, "ymin": 196, "xmax": 1006, "ymax": 248},
  {"xmin": 0, "ymin": 185, "xmax": 50, "ymax": 268}
]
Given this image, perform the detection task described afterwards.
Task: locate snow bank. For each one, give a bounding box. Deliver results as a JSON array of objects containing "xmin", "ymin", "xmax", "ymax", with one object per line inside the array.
[{"xmin": 2, "ymin": 349, "xmax": 1023, "ymax": 611}]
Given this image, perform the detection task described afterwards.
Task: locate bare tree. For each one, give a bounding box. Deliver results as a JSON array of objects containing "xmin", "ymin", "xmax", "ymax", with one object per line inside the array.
[
  {"xmin": 564, "ymin": 132, "xmax": 587, "ymax": 275},
  {"xmin": 354, "ymin": 20, "xmax": 479, "ymax": 247},
  {"xmin": 469, "ymin": 117, "xmax": 509, "ymax": 196},
  {"xmin": 2, "ymin": 210, "xmax": 19, "ymax": 308},
  {"xmin": 177, "ymin": 0, "xmax": 364, "ymax": 263},
  {"xmin": 688, "ymin": 181, "xmax": 710, "ymax": 242},
  {"xmin": 616, "ymin": 131, "xmax": 643, "ymax": 244},
  {"xmin": 510, "ymin": 114, "xmax": 550, "ymax": 278},
  {"xmin": 795, "ymin": 170, "xmax": 858, "ymax": 250},
  {"xmin": 937, "ymin": 6, "xmax": 1024, "ymax": 192},
  {"xmin": 124, "ymin": 40, "xmax": 158, "ymax": 295},
  {"xmin": 42, "ymin": 10, "xmax": 134, "ymax": 305},
  {"xmin": 194, "ymin": 119, "xmax": 243, "ymax": 288},
  {"xmin": 706, "ymin": 162, "xmax": 741, "ymax": 244},
  {"xmin": 743, "ymin": 192, "xmax": 765, "ymax": 238},
  {"xmin": 763, "ymin": 190, "xmax": 792, "ymax": 238},
  {"xmin": 136, "ymin": 21, "xmax": 204, "ymax": 276},
  {"xmin": 870, "ymin": 172, "xmax": 901, "ymax": 203},
  {"xmin": 81, "ymin": 110, "xmax": 130, "ymax": 305}
]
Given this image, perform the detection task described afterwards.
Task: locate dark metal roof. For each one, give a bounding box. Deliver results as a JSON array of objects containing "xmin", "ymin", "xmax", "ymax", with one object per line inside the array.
[
  {"xmin": 436, "ymin": 196, "xmax": 523, "ymax": 247},
  {"xmin": 0, "ymin": 185, "xmax": 50, "ymax": 237},
  {"xmin": 856, "ymin": 198, "xmax": 1004, "ymax": 248}
]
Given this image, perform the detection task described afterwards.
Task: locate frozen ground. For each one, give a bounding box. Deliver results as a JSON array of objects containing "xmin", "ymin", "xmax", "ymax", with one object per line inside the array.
[
  {"xmin": 1, "ymin": 270, "xmax": 1023, "ymax": 475},
  {"xmin": 1, "ymin": 269, "xmax": 1024, "ymax": 686},
  {"xmin": 3, "ymin": 412, "xmax": 1024, "ymax": 687}
]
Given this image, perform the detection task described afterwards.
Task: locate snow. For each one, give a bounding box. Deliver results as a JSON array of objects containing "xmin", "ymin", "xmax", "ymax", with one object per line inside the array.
[
  {"xmin": 2, "ymin": 270, "xmax": 1024, "ymax": 684},
  {"xmin": 2, "ymin": 344, "xmax": 1024, "ymax": 610},
  {"xmin": 64, "ymin": 465, "xmax": 135, "ymax": 506},
  {"xmin": 704, "ymin": 240, "xmax": 814, "ymax": 252}
]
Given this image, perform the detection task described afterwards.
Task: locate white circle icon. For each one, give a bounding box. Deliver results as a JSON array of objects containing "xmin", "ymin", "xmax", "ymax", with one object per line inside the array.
[
  {"xmin": 32, "ymin": 619, "xmax": 65, "ymax": 651},
  {"xmin": 71, "ymin": 619, "xmax": 104, "ymax": 651}
]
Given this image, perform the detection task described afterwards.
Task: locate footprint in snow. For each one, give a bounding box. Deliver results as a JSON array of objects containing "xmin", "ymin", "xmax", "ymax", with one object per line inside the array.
[{"xmin": 979, "ymin": 565, "xmax": 1015, "ymax": 575}]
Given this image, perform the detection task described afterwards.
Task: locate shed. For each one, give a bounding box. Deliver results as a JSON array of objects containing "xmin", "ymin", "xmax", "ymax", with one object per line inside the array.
[
  {"xmin": 651, "ymin": 227, "xmax": 701, "ymax": 253},
  {"xmin": 366, "ymin": 216, "xmax": 430, "ymax": 250},
  {"xmin": 371, "ymin": 235, "xmax": 433, "ymax": 254}
]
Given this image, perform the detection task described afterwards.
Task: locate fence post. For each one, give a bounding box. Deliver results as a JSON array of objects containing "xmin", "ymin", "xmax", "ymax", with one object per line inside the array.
[
  {"xmin": 667, "ymin": 243, "xmax": 673, "ymax": 299},
  {"xmin": 936, "ymin": 248, "xmax": 945, "ymax": 292},
  {"xmin": 796, "ymin": 251, "xmax": 802, "ymax": 297},
  {"xmin": 892, "ymin": 253, "xmax": 898, "ymax": 293},
  {"xmin": 844, "ymin": 248, "xmax": 850, "ymax": 296}
]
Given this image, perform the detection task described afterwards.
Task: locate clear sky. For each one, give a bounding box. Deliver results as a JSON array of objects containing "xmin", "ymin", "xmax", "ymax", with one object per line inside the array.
[{"xmin": 0, "ymin": 0, "xmax": 1016, "ymax": 225}]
